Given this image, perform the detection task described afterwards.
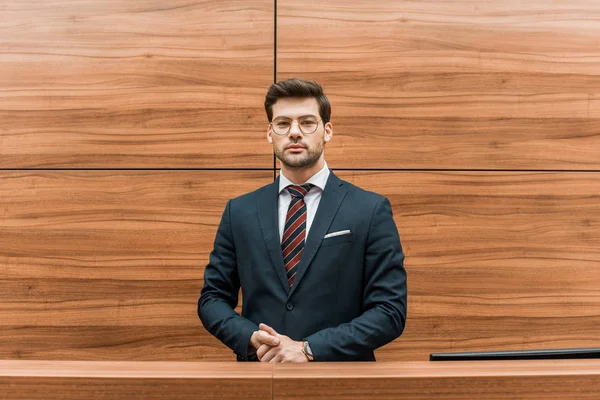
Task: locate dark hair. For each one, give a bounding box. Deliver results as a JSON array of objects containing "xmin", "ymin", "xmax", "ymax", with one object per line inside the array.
[{"xmin": 264, "ymin": 78, "xmax": 331, "ymax": 123}]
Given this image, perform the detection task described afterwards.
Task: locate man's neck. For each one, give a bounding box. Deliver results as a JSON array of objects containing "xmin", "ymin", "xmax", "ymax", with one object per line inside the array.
[{"xmin": 281, "ymin": 159, "xmax": 325, "ymax": 185}]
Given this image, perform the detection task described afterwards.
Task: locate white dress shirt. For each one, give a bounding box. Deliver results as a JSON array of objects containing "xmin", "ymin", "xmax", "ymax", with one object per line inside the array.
[{"xmin": 278, "ymin": 161, "xmax": 330, "ymax": 243}]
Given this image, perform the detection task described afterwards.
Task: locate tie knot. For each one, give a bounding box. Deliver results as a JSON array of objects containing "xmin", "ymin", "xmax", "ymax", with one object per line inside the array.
[{"xmin": 287, "ymin": 184, "xmax": 313, "ymax": 199}]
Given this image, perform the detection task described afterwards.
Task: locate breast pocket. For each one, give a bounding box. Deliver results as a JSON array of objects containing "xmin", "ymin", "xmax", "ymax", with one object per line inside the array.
[{"xmin": 320, "ymin": 232, "xmax": 353, "ymax": 247}]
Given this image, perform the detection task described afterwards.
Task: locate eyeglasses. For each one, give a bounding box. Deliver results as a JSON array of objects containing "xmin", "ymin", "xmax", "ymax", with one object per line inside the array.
[{"xmin": 270, "ymin": 116, "xmax": 322, "ymax": 135}]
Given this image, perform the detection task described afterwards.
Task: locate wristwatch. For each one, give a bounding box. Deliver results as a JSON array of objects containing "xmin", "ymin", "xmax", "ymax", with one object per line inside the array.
[{"xmin": 302, "ymin": 340, "xmax": 314, "ymax": 361}]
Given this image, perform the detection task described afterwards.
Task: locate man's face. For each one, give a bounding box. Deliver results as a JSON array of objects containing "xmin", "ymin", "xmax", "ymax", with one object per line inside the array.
[{"xmin": 267, "ymin": 97, "xmax": 333, "ymax": 169}]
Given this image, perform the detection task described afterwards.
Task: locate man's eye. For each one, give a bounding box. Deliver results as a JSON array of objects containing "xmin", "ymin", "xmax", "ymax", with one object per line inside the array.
[
  {"xmin": 276, "ymin": 122, "xmax": 290, "ymax": 128},
  {"xmin": 301, "ymin": 121, "xmax": 316, "ymax": 127}
]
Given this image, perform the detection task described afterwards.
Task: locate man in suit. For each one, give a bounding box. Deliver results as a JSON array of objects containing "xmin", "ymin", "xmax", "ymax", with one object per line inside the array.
[{"xmin": 198, "ymin": 78, "xmax": 407, "ymax": 362}]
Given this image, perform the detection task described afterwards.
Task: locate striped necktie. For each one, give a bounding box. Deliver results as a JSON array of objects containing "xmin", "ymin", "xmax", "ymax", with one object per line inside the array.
[{"xmin": 282, "ymin": 184, "xmax": 314, "ymax": 287}]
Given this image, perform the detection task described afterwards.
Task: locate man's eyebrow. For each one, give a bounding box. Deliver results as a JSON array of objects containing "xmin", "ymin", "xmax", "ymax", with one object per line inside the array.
[{"xmin": 273, "ymin": 114, "xmax": 318, "ymax": 120}]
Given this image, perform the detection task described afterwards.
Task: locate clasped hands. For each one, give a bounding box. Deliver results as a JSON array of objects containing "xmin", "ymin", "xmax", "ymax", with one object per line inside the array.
[{"xmin": 249, "ymin": 323, "xmax": 308, "ymax": 363}]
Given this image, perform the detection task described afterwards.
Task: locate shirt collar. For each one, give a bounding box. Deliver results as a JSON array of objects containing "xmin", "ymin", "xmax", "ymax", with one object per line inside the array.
[{"xmin": 279, "ymin": 161, "xmax": 330, "ymax": 194}]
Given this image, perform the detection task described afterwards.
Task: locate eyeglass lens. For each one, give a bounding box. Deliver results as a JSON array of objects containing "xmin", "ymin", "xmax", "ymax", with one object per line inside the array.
[{"xmin": 272, "ymin": 117, "xmax": 320, "ymax": 135}]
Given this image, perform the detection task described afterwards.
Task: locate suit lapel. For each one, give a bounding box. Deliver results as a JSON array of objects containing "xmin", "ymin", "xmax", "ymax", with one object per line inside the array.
[
  {"xmin": 289, "ymin": 171, "xmax": 347, "ymax": 297},
  {"xmin": 256, "ymin": 176, "xmax": 290, "ymax": 293}
]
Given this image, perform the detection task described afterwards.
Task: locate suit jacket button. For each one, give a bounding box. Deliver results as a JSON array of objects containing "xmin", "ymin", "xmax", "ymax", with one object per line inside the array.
[{"xmin": 286, "ymin": 303, "xmax": 294, "ymax": 311}]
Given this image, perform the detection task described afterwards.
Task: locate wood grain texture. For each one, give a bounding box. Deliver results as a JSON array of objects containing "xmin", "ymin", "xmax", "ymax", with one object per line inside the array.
[
  {"xmin": 332, "ymin": 171, "xmax": 600, "ymax": 361},
  {"xmin": 0, "ymin": 361, "xmax": 273, "ymax": 400},
  {"xmin": 0, "ymin": 171, "xmax": 272, "ymax": 360},
  {"xmin": 1, "ymin": 360, "xmax": 273, "ymax": 378},
  {"xmin": 274, "ymin": 360, "xmax": 600, "ymax": 400},
  {"xmin": 0, "ymin": 0, "xmax": 274, "ymax": 168},
  {"xmin": 0, "ymin": 327, "xmax": 232, "ymax": 361},
  {"xmin": 2, "ymin": 170, "xmax": 599, "ymax": 361},
  {"xmin": 277, "ymin": 0, "xmax": 600, "ymax": 169},
  {"xmin": 2, "ymin": 360, "xmax": 599, "ymax": 400}
]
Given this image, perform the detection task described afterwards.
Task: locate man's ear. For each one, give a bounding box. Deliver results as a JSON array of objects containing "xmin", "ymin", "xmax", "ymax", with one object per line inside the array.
[
  {"xmin": 324, "ymin": 121, "xmax": 333, "ymax": 143},
  {"xmin": 267, "ymin": 125, "xmax": 273, "ymax": 143}
]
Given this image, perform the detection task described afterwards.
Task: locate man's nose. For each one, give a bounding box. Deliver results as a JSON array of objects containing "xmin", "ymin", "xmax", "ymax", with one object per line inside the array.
[{"xmin": 288, "ymin": 120, "xmax": 303, "ymax": 137}]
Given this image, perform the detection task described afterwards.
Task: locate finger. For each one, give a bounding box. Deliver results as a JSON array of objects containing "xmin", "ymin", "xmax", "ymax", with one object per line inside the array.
[
  {"xmin": 260, "ymin": 346, "xmax": 279, "ymax": 363},
  {"xmin": 259, "ymin": 323, "xmax": 280, "ymax": 338},
  {"xmin": 249, "ymin": 330, "xmax": 261, "ymax": 350},
  {"xmin": 256, "ymin": 330, "xmax": 280, "ymax": 346},
  {"xmin": 256, "ymin": 343, "xmax": 272, "ymax": 361},
  {"xmin": 269, "ymin": 353, "xmax": 283, "ymax": 363}
]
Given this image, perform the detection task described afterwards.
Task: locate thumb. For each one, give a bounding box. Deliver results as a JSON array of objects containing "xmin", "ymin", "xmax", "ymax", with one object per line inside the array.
[
  {"xmin": 259, "ymin": 323, "xmax": 280, "ymax": 338},
  {"xmin": 256, "ymin": 330, "xmax": 280, "ymax": 346}
]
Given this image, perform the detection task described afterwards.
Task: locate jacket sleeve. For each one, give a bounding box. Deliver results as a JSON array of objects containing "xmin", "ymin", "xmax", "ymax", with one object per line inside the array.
[
  {"xmin": 198, "ymin": 200, "xmax": 259, "ymax": 361},
  {"xmin": 304, "ymin": 196, "xmax": 407, "ymax": 361}
]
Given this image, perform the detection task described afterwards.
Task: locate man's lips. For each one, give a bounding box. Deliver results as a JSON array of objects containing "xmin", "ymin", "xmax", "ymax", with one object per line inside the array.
[{"xmin": 286, "ymin": 144, "xmax": 306, "ymax": 151}]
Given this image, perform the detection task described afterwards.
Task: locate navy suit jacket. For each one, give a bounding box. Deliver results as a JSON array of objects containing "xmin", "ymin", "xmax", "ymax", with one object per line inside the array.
[{"xmin": 198, "ymin": 171, "xmax": 407, "ymax": 361}]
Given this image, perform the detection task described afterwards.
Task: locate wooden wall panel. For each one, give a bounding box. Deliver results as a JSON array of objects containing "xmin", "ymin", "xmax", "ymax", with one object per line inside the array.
[
  {"xmin": 277, "ymin": 0, "xmax": 600, "ymax": 170},
  {"xmin": 0, "ymin": 0, "xmax": 274, "ymax": 168},
  {"xmin": 0, "ymin": 171, "xmax": 273, "ymax": 360},
  {"xmin": 3, "ymin": 170, "xmax": 598, "ymax": 361},
  {"xmin": 332, "ymin": 171, "xmax": 600, "ymax": 361}
]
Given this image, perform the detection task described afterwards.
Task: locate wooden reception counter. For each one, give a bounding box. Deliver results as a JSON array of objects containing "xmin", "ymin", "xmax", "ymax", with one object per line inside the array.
[
  {"xmin": 274, "ymin": 360, "xmax": 600, "ymax": 399},
  {"xmin": 0, "ymin": 361, "xmax": 273, "ymax": 399},
  {"xmin": 2, "ymin": 360, "xmax": 599, "ymax": 399}
]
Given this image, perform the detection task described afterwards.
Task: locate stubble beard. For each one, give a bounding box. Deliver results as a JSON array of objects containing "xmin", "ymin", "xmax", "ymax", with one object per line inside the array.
[{"xmin": 275, "ymin": 140, "xmax": 324, "ymax": 170}]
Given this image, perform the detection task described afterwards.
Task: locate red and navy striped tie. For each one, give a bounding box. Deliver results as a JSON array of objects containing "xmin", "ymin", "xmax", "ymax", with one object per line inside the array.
[{"xmin": 282, "ymin": 184, "xmax": 313, "ymax": 287}]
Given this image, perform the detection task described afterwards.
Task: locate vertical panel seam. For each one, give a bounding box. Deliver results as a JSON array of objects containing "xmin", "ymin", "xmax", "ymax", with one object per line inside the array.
[{"xmin": 273, "ymin": 0, "xmax": 277, "ymax": 181}]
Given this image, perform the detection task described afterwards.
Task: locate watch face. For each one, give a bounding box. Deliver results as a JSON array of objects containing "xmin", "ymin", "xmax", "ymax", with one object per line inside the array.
[{"xmin": 304, "ymin": 341, "xmax": 313, "ymax": 358}]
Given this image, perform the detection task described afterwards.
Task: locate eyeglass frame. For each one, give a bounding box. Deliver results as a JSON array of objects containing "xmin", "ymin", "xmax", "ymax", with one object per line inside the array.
[{"xmin": 269, "ymin": 116, "xmax": 324, "ymax": 136}]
